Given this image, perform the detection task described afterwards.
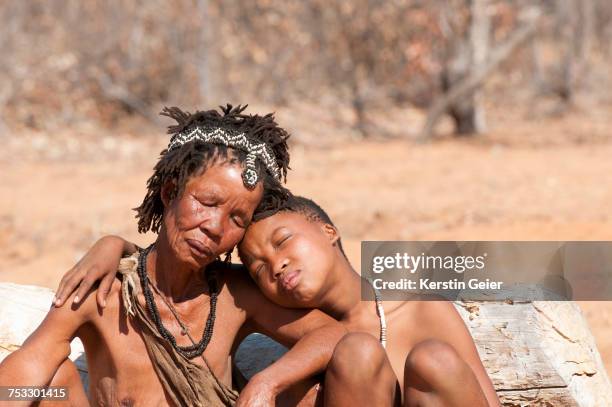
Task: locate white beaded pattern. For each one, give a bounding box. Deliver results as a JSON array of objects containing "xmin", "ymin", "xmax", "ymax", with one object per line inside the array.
[
  {"xmin": 167, "ymin": 126, "xmax": 281, "ymax": 188},
  {"xmin": 367, "ymin": 278, "xmax": 387, "ymax": 348}
]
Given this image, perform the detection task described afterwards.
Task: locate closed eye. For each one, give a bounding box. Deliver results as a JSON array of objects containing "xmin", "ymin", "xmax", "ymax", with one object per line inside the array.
[
  {"xmin": 231, "ymin": 215, "xmax": 247, "ymax": 228},
  {"xmin": 276, "ymin": 234, "xmax": 291, "ymax": 247},
  {"xmin": 195, "ymin": 191, "xmax": 219, "ymax": 207},
  {"xmin": 198, "ymin": 198, "xmax": 216, "ymax": 207},
  {"xmin": 254, "ymin": 263, "xmax": 268, "ymax": 279}
]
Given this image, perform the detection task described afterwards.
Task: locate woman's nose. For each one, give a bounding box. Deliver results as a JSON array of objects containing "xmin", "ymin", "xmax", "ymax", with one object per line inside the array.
[{"xmin": 200, "ymin": 211, "xmax": 224, "ymax": 240}]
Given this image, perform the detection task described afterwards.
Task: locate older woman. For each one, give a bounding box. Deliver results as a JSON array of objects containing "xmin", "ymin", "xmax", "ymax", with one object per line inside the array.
[{"xmin": 0, "ymin": 105, "xmax": 345, "ymax": 406}]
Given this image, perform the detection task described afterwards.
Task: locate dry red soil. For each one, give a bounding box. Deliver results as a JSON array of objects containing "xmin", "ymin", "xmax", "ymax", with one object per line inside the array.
[{"xmin": 1, "ymin": 103, "xmax": 611, "ymax": 375}]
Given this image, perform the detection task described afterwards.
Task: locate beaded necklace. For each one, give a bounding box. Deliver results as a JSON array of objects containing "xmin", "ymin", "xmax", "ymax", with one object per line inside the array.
[
  {"xmin": 137, "ymin": 244, "xmax": 218, "ymax": 359},
  {"xmin": 367, "ymin": 278, "xmax": 387, "ymax": 348}
]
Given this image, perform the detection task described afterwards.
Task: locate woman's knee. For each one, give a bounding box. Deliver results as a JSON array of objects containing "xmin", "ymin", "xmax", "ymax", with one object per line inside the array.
[
  {"xmin": 49, "ymin": 359, "xmax": 82, "ymax": 387},
  {"xmin": 38, "ymin": 359, "xmax": 88, "ymax": 407}
]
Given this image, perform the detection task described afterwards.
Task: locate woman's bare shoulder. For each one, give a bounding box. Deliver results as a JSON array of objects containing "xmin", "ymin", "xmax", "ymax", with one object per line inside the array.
[
  {"xmin": 81, "ymin": 277, "xmax": 126, "ymax": 322},
  {"xmin": 214, "ymin": 262, "xmax": 256, "ymax": 292}
]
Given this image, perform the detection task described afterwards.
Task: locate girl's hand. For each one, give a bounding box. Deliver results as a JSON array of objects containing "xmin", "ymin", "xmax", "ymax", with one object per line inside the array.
[{"xmin": 53, "ymin": 235, "xmax": 136, "ymax": 308}]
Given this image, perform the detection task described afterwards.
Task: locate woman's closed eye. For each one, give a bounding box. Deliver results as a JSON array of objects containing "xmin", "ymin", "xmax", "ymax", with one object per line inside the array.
[
  {"xmin": 231, "ymin": 215, "xmax": 247, "ymax": 228},
  {"xmin": 197, "ymin": 197, "xmax": 217, "ymax": 207}
]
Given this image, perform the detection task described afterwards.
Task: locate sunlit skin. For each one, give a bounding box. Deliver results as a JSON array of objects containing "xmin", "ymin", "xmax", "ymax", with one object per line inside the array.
[
  {"xmin": 239, "ymin": 211, "xmax": 501, "ymax": 406},
  {"xmin": 239, "ymin": 212, "xmax": 341, "ymax": 309},
  {"xmin": 45, "ymin": 199, "xmax": 499, "ymax": 406},
  {"xmin": 0, "ymin": 162, "xmax": 346, "ymax": 407},
  {"xmin": 152, "ymin": 162, "xmax": 261, "ymax": 300}
]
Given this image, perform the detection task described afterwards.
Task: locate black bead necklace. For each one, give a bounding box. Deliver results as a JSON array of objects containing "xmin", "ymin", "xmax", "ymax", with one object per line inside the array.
[{"xmin": 137, "ymin": 244, "xmax": 218, "ymax": 359}]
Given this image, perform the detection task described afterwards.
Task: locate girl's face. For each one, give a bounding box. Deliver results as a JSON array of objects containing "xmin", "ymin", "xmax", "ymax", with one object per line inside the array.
[
  {"xmin": 162, "ymin": 162, "xmax": 263, "ymax": 270},
  {"xmin": 238, "ymin": 211, "xmax": 339, "ymax": 308}
]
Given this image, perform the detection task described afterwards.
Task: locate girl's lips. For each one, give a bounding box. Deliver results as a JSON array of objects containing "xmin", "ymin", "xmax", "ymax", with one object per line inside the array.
[
  {"xmin": 280, "ymin": 270, "xmax": 301, "ymax": 291},
  {"xmin": 186, "ymin": 239, "xmax": 213, "ymax": 258}
]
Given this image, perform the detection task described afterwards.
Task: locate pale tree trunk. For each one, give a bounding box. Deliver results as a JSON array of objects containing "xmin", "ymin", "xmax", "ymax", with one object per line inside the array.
[
  {"xmin": 558, "ymin": 0, "xmax": 577, "ymax": 103},
  {"xmin": 350, "ymin": 76, "xmax": 369, "ymax": 138},
  {"xmin": 0, "ymin": 86, "xmax": 11, "ymax": 137},
  {"xmin": 575, "ymin": 0, "xmax": 594, "ymax": 85},
  {"xmin": 441, "ymin": 40, "xmax": 478, "ymax": 135},
  {"xmin": 198, "ymin": 0, "xmax": 216, "ymax": 105},
  {"xmin": 420, "ymin": 7, "xmax": 541, "ymax": 140},
  {"xmin": 529, "ymin": 36, "xmax": 544, "ymax": 92},
  {"xmin": 428, "ymin": 0, "xmax": 491, "ymax": 138},
  {"xmin": 467, "ymin": 0, "xmax": 489, "ymax": 134},
  {"xmin": 556, "ymin": 0, "xmax": 594, "ymax": 104}
]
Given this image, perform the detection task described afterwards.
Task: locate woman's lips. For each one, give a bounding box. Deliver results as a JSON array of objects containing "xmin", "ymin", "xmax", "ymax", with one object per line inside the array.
[
  {"xmin": 186, "ymin": 239, "xmax": 213, "ymax": 259},
  {"xmin": 280, "ymin": 270, "xmax": 301, "ymax": 291}
]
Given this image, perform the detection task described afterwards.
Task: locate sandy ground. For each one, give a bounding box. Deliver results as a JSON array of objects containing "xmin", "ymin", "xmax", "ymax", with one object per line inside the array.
[{"xmin": 1, "ymin": 103, "xmax": 611, "ymax": 377}]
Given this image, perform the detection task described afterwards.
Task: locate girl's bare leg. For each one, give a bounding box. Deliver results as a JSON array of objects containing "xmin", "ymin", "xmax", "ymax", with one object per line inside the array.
[
  {"xmin": 323, "ymin": 333, "xmax": 400, "ymax": 407},
  {"xmin": 403, "ymin": 339, "xmax": 488, "ymax": 407}
]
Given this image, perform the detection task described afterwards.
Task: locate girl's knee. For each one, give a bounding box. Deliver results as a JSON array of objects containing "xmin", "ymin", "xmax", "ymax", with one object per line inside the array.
[
  {"xmin": 328, "ymin": 333, "xmax": 386, "ymax": 379},
  {"xmin": 325, "ymin": 333, "xmax": 399, "ymax": 406},
  {"xmin": 404, "ymin": 340, "xmax": 490, "ymax": 407},
  {"xmin": 405, "ymin": 339, "xmax": 466, "ymax": 388}
]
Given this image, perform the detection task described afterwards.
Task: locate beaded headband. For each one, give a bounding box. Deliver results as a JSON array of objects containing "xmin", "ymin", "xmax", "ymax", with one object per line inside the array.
[{"xmin": 167, "ymin": 126, "xmax": 281, "ymax": 189}]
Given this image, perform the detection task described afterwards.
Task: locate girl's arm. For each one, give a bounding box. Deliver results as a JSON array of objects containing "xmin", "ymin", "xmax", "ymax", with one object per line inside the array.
[{"xmin": 54, "ymin": 235, "xmax": 138, "ymax": 308}]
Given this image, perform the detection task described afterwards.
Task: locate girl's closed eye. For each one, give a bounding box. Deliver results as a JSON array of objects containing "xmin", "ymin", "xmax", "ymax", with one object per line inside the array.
[
  {"xmin": 277, "ymin": 234, "xmax": 291, "ymax": 246},
  {"xmin": 254, "ymin": 263, "xmax": 268, "ymax": 279},
  {"xmin": 273, "ymin": 229, "xmax": 292, "ymax": 248}
]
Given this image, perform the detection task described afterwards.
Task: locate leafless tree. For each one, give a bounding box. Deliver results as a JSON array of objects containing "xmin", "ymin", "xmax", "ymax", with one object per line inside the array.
[
  {"xmin": 420, "ymin": 1, "xmax": 541, "ymax": 139},
  {"xmin": 1, "ymin": 0, "xmax": 610, "ymax": 137}
]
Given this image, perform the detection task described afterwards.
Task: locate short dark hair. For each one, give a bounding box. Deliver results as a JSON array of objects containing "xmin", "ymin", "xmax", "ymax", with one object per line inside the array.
[
  {"xmin": 257, "ymin": 195, "xmax": 346, "ymax": 256},
  {"xmin": 135, "ymin": 104, "xmax": 290, "ymax": 234}
]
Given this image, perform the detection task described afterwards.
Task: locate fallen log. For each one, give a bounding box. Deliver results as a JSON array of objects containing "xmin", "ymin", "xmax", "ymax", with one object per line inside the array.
[
  {"xmin": 0, "ymin": 283, "xmax": 89, "ymax": 391},
  {"xmin": 1, "ymin": 283, "xmax": 611, "ymax": 406}
]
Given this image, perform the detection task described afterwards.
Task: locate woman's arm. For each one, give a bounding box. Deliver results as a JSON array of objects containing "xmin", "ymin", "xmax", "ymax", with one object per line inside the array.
[
  {"xmin": 0, "ymin": 289, "xmax": 93, "ymax": 393},
  {"xmin": 54, "ymin": 235, "xmax": 139, "ymax": 308}
]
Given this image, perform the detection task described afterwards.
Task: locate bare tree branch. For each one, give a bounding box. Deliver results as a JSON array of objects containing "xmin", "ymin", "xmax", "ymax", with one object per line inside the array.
[{"xmin": 419, "ymin": 7, "xmax": 541, "ymax": 140}]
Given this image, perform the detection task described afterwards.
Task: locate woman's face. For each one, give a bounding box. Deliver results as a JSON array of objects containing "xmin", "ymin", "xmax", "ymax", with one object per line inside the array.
[{"xmin": 162, "ymin": 161, "xmax": 263, "ymax": 269}]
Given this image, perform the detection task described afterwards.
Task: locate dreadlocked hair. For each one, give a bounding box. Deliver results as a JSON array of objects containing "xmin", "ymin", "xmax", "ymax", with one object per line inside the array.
[{"xmin": 135, "ymin": 104, "xmax": 291, "ymax": 234}]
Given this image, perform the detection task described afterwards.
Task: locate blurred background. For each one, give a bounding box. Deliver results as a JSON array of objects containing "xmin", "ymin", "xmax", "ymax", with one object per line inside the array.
[{"xmin": 1, "ymin": 0, "xmax": 611, "ymax": 373}]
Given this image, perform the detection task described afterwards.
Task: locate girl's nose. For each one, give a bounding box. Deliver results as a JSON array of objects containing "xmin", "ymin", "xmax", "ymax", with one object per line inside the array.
[{"xmin": 273, "ymin": 258, "xmax": 289, "ymax": 279}]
